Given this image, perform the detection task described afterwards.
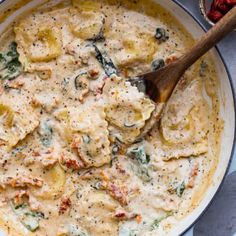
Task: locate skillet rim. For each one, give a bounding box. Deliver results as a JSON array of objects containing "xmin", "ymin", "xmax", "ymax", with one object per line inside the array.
[
  {"xmin": 0, "ymin": 0, "xmax": 235, "ymax": 235},
  {"xmin": 171, "ymin": 1, "xmax": 236, "ymax": 235}
]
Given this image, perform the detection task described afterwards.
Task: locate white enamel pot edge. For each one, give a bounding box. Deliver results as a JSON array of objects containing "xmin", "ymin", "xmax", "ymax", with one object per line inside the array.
[{"xmin": 0, "ymin": 0, "xmax": 235, "ymax": 236}]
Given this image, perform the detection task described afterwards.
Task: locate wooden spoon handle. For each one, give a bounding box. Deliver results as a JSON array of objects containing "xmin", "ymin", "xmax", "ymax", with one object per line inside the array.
[{"xmin": 179, "ymin": 6, "xmax": 236, "ymax": 70}]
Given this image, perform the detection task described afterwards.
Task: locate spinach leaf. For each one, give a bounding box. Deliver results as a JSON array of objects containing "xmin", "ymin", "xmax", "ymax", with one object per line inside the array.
[
  {"xmin": 175, "ymin": 181, "xmax": 185, "ymax": 197},
  {"xmin": 127, "ymin": 146, "xmax": 150, "ymax": 165},
  {"xmin": 130, "ymin": 162, "xmax": 152, "ymax": 182},
  {"xmin": 199, "ymin": 61, "xmax": 208, "ymax": 77},
  {"xmin": 150, "ymin": 212, "xmax": 173, "ymax": 231},
  {"xmin": 93, "ymin": 45, "xmax": 117, "ymax": 76},
  {"xmin": 38, "ymin": 120, "xmax": 53, "ymax": 147},
  {"xmin": 6, "ymin": 42, "xmax": 19, "ymax": 60},
  {"xmin": 136, "ymin": 165, "xmax": 152, "ymax": 182},
  {"xmin": 6, "ymin": 58, "xmax": 21, "ymax": 73},
  {"xmin": 82, "ymin": 134, "xmax": 91, "ymax": 144},
  {"xmin": 155, "ymin": 28, "xmax": 169, "ymax": 42},
  {"xmin": 0, "ymin": 42, "xmax": 22, "ymax": 80},
  {"xmin": 128, "ymin": 145, "xmax": 152, "ymax": 182},
  {"xmin": 11, "ymin": 202, "xmax": 44, "ymax": 232},
  {"xmin": 0, "ymin": 53, "xmax": 6, "ymax": 67}
]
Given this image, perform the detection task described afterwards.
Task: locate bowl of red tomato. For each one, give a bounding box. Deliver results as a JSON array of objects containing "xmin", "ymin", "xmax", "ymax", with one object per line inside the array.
[{"xmin": 199, "ymin": 0, "xmax": 236, "ymax": 25}]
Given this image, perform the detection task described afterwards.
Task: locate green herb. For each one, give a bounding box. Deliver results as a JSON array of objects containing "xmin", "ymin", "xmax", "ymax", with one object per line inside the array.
[
  {"xmin": 93, "ymin": 45, "xmax": 117, "ymax": 76},
  {"xmin": 82, "ymin": 134, "xmax": 91, "ymax": 144},
  {"xmin": 62, "ymin": 77, "xmax": 70, "ymax": 87},
  {"xmin": 11, "ymin": 202, "xmax": 44, "ymax": 232},
  {"xmin": 155, "ymin": 28, "xmax": 169, "ymax": 42},
  {"xmin": 127, "ymin": 146, "xmax": 150, "ymax": 165},
  {"xmin": 14, "ymin": 203, "xmax": 27, "ymax": 210},
  {"xmin": 38, "ymin": 120, "xmax": 53, "ymax": 147},
  {"xmin": 137, "ymin": 165, "xmax": 152, "ymax": 182},
  {"xmin": 151, "ymin": 58, "xmax": 165, "ymax": 71},
  {"xmin": 7, "ymin": 42, "xmax": 19, "ymax": 59},
  {"xmin": 199, "ymin": 61, "xmax": 208, "ymax": 77},
  {"xmin": 0, "ymin": 53, "xmax": 6, "ymax": 66},
  {"xmin": 0, "ymin": 42, "xmax": 22, "ymax": 80},
  {"xmin": 175, "ymin": 181, "xmax": 185, "ymax": 197},
  {"xmin": 130, "ymin": 163, "xmax": 152, "ymax": 182},
  {"xmin": 128, "ymin": 145, "xmax": 152, "ymax": 182},
  {"xmin": 25, "ymin": 211, "xmax": 44, "ymax": 218},
  {"xmin": 150, "ymin": 212, "xmax": 173, "ymax": 231},
  {"xmin": 7, "ymin": 58, "xmax": 21, "ymax": 73}
]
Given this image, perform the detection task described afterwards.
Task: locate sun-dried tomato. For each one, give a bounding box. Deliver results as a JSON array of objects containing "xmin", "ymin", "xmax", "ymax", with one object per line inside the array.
[
  {"xmin": 213, "ymin": 0, "xmax": 231, "ymax": 13},
  {"xmin": 59, "ymin": 197, "xmax": 71, "ymax": 215},
  {"xmin": 207, "ymin": 10, "xmax": 224, "ymax": 22},
  {"xmin": 208, "ymin": 0, "xmax": 236, "ymax": 22},
  {"xmin": 225, "ymin": 0, "xmax": 236, "ymax": 6}
]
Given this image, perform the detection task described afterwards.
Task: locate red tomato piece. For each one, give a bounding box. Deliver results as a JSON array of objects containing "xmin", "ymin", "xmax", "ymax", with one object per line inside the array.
[
  {"xmin": 207, "ymin": 10, "xmax": 224, "ymax": 22},
  {"xmin": 225, "ymin": 0, "xmax": 236, "ymax": 6}
]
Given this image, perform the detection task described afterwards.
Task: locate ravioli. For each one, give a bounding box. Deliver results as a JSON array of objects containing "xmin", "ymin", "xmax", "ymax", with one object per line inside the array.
[
  {"xmin": 0, "ymin": 101, "xmax": 39, "ymax": 148},
  {"xmin": 105, "ymin": 20, "xmax": 157, "ymax": 68},
  {"xmin": 54, "ymin": 102, "xmax": 111, "ymax": 168},
  {"xmin": 69, "ymin": 8, "xmax": 105, "ymax": 40},
  {"xmin": 103, "ymin": 76, "xmax": 155, "ymax": 144},
  {"xmin": 14, "ymin": 11, "xmax": 63, "ymax": 65},
  {"xmin": 76, "ymin": 188, "xmax": 119, "ymax": 236},
  {"xmin": 157, "ymin": 80, "xmax": 209, "ymax": 160},
  {"xmin": 30, "ymin": 164, "xmax": 66, "ymax": 200}
]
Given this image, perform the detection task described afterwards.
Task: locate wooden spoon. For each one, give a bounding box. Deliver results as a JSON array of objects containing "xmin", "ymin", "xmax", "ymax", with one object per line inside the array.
[{"xmin": 141, "ymin": 6, "xmax": 236, "ymax": 103}]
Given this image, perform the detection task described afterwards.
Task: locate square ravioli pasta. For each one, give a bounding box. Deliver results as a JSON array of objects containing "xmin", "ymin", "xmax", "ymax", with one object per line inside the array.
[
  {"xmin": 14, "ymin": 8, "xmax": 65, "ymax": 65},
  {"xmin": 0, "ymin": 99, "xmax": 40, "ymax": 149},
  {"xmin": 103, "ymin": 75, "xmax": 156, "ymax": 144},
  {"xmin": 54, "ymin": 102, "xmax": 111, "ymax": 168},
  {"xmin": 154, "ymin": 79, "xmax": 210, "ymax": 160}
]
